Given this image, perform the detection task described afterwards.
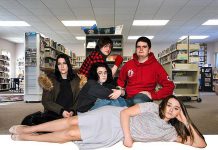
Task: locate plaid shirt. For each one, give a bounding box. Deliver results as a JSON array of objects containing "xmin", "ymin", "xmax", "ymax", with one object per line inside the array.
[{"xmin": 79, "ymin": 51, "xmax": 106, "ymax": 77}]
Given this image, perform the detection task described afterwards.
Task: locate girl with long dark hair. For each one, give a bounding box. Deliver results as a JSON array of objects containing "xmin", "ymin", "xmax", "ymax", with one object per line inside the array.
[{"xmin": 23, "ymin": 54, "xmax": 81, "ymax": 125}]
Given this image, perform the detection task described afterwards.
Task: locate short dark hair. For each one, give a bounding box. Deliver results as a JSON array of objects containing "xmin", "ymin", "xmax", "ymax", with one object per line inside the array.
[
  {"xmin": 96, "ymin": 36, "xmax": 113, "ymax": 50},
  {"xmin": 55, "ymin": 53, "xmax": 75, "ymax": 81},
  {"xmin": 88, "ymin": 62, "xmax": 113, "ymax": 84},
  {"xmin": 135, "ymin": 36, "xmax": 151, "ymax": 49}
]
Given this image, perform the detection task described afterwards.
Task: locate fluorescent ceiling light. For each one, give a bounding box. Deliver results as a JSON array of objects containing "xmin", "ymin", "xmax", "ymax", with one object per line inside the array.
[
  {"xmin": 62, "ymin": 20, "xmax": 96, "ymax": 26},
  {"xmin": 76, "ymin": 36, "xmax": 85, "ymax": 40},
  {"xmin": 179, "ymin": 36, "xmax": 209, "ymax": 40},
  {"xmin": 0, "ymin": 21, "xmax": 30, "ymax": 26},
  {"xmin": 128, "ymin": 36, "xmax": 154, "ymax": 40},
  {"xmin": 133, "ymin": 20, "xmax": 169, "ymax": 26},
  {"xmin": 202, "ymin": 19, "xmax": 218, "ymax": 25}
]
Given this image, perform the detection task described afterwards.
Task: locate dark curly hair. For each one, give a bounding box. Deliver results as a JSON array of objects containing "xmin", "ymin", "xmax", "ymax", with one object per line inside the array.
[
  {"xmin": 55, "ymin": 53, "xmax": 75, "ymax": 81},
  {"xmin": 87, "ymin": 62, "xmax": 113, "ymax": 84}
]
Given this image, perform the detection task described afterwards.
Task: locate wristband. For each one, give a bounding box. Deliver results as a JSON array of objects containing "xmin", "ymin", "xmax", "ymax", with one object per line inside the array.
[{"xmin": 114, "ymin": 55, "xmax": 123, "ymax": 67}]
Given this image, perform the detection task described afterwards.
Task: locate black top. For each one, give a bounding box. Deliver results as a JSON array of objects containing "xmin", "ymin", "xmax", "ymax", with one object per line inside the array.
[
  {"xmin": 56, "ymin": 79, "xmax": 73, "ymax": 111},
  {"xmin": 76, "ymin": 80, "xmax": 116, "ymax": 112}
]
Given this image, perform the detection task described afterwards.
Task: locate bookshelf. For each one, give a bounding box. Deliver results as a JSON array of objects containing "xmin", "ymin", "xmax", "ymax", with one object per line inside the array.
[
  {"xmin": 199, "ymin": 67, "xmax": 213, "ymax": 92},
  {"xmin": 24, "ymin": 32, "xmax": 75, "ymax": 102},
  {"xmin": 158, "ymin": 37, "xmax": 201, "ymax": 102},
  {"xmin": 0, "ymin": 55, "xmax": 10, "ymax": 91},
  {"xmin": 75, "ymin": 56, "xmax": 86, "ymax": 68}
]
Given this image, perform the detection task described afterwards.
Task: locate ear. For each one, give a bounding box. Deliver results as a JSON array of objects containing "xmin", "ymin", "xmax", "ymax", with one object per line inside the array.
[{"xmin": 148, "ymin": 48, "xmax": 151, "ymax": 53}]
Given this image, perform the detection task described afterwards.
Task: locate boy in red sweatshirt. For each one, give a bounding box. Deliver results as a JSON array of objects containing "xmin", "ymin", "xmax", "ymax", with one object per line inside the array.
[{"xmin": 116, "ymin": 37, "xmax": 175, "ymax": 106}]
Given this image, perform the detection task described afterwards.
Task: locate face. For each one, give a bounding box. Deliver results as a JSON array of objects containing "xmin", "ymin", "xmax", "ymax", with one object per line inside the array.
[
  {"xmin": 136, "ymin": 41, "xmax": 151, "ymax": 59},
  {"xmin": 97, "ymin": 67, "xmax": 108, "ymax": 84},
  {"xmin": 100, "ymin": 44, "xmax": 112, "ymax": 56},
  {"xmin": 164, "ymin": 98, "xmax": 181, "ymax": 120},
  {"xmin": 57, "ymin": 58, "xmax": 68, "ymax": 76}
]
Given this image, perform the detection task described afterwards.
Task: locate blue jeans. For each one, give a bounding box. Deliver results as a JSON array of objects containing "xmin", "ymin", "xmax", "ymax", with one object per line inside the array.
[
  {"xmin": 90, "ymin": 97, "xmax": 127, "ymax": 111},
  {"xmin": 125, "ymin": 93, "xmax": 152, "ymax": 107}
]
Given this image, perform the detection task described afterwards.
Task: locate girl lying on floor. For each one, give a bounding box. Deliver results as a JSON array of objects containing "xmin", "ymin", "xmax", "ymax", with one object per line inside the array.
[{"xmin": 9, "ymin": 95, "xmax": 206, "ymax": 150}]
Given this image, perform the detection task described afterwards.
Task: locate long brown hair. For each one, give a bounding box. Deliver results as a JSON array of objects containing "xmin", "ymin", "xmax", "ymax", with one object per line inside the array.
[{"xmin": 159, "ymin": 95, "xmax": 205, "ymax": 144}]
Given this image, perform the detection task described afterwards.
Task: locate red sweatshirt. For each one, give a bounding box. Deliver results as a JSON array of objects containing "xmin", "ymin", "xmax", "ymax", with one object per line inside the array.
[{"xmin": 117, "ymin": 52, "xmax": 175, "ymax": 100}]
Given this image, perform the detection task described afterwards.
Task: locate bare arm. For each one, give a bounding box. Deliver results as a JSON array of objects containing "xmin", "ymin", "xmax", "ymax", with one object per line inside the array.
[
  {"xmin": 176, "ymin": 110, "xmax": 207, "ymax": 148},
  {"xmin": 120, "ymin": 104, "xmax": 141, "ymax": 147},
  {"xmin": 176, "ymin": 124, "xmax": 207, "ymax": 148}
]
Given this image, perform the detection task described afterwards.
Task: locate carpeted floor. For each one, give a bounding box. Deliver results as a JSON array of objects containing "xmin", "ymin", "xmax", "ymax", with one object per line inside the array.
[
  {"xmin": 0, "ymin": 93, "xmax": 218, "ymax": 135},
  {"xmin": 0, "ymin": 95, "xmax": 24, "ymax": 102}
]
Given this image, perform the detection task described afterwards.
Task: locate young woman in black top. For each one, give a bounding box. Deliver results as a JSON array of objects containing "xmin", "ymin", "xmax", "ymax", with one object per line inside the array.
[{"xmin": 76, "ymin": 62, "xmax": 126, "ymax": 112}]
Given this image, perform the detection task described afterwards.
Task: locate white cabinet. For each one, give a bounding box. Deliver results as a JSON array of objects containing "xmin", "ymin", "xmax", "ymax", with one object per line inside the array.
[{"xmin": 163, "ymin": 62, "xmax": 201, "ymax": 101}]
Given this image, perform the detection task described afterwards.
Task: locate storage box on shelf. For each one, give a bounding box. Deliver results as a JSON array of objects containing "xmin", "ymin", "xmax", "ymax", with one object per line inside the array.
[{"xmin": 0, "ymin": 55, "xmax": 10, "ymax": 91}]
